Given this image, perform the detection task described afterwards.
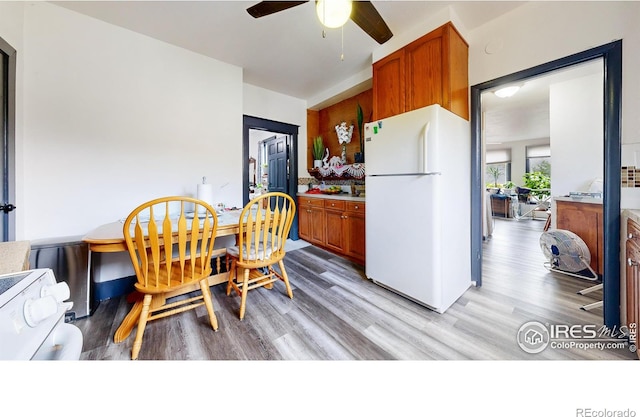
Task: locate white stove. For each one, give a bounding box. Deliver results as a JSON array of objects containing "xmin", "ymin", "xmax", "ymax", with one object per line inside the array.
[{"xmin": 0, "ymin": 268, "xmax": 83, "ymax": 360}]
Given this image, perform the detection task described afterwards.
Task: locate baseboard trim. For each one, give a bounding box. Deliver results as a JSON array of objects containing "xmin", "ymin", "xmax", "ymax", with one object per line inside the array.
[{"xmin": 94, "ymin": 275, "xmax": 136, "ymax": 302}]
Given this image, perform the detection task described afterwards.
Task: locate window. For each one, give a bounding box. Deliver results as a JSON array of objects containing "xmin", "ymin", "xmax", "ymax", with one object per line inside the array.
[
  {"xmin": 486, "ymin": 149, "xmax": 511, "ymax": 186},
  {"xmin": 526, "ymin": 144, "xmax": 551, "ymax": 176}
]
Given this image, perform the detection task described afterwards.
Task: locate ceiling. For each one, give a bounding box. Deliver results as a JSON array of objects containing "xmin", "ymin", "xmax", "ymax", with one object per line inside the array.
[
  {"xmin": 482, "ymin": 59, "xmax": 604, "ymax": 146},
  {"xmin": 53, "ymin": 1, "xmax": 524, "ymax": 107},
  {"xmin": 51, "ymin": 1, "xmax": 601, "ymax": 143}
]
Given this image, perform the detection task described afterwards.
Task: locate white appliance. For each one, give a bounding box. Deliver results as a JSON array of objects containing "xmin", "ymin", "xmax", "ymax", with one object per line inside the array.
[
  {"xmin": 0, "ymin": 268, "xmax": 83, "ymax": 360},
  {"xmin": 364, "ymin": 104, "xmax": 471, "ymax": 313}
]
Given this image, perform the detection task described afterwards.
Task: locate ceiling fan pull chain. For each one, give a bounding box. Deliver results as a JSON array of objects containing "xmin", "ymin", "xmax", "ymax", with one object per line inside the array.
[{"xmin": 341, "ymin": 26, "xmax": 345, "ymax": 61}]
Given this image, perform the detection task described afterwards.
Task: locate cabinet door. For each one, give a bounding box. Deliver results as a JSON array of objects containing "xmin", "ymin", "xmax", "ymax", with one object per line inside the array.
[
  {"xmin": 298, "ymin": 203, "xmax": 311, "ymax": 240},
  {"xmin": 298, "ymin": 198, "xmax": 325, "ymax": 245},
  {"xmin": 626, "ymin": 237, "xmax": 640, "ymax": 359},
  {"xmin": 325, "ymin": 209, "xmax": 345, "ymax": 252},
  {"xmin": 626, "ymin": 239, "xmax": 640, "ymax": 327},
  {"xmin": 373, "ymin": 49, "xmax": 405, "ymax": 120},
  {"xmin": 405, "ymin": 32, "xmax": 443, "ymax": 113},
  {"xmin": 309, "ymin": 207, "xmax": 325, "ymax": 245},
  {"xmin": 344, "ymin": 209, "xmax": 366, "ymax": 262}
]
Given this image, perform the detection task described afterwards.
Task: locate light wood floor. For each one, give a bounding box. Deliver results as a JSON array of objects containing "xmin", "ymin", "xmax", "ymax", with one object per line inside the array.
[{"xmin": 75, "ymin": 217, "xmax": 637, "ymax": 360}]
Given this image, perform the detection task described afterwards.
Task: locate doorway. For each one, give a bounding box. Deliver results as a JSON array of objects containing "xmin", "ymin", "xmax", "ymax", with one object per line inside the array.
[
  {"xmin": 242, "ymin": 115, "xmax": 299, "ymax": 239},
  {"xmin": 470, "ymin": 40, "xmax": 622, "ymax": 328},
  {"xmin": 0, "ymin": 36, "xmax": 16, "ymax": 242}
]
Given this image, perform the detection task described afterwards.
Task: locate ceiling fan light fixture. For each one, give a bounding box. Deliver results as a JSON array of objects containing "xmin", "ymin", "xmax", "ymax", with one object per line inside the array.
[
  {"xmin": 494, "ymin": 85, "xmax": 521, "ymax": 98},
  {"xmin": 316, "ymin": 0, "xmax": 353, "ymax": 29}
]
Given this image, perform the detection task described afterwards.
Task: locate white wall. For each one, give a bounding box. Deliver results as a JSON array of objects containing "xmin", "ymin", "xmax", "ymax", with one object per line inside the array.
[
  {"xmin": 468, "ymin": 1, "xmax": 640, "ymax": 143},
  {"xmin": 19, "ymin": 2, "xmax": 243, "ymax": 240},
  {"xmin": 468, "ymin": 1, "xmax": 640, "ymax": 208},
  {"xmin": 550, "ymin": 72, "xmax": 603, "ymax": 197}
]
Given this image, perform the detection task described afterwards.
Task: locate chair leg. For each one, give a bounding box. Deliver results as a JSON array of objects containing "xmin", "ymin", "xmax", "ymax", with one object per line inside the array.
[
  {"xmin": 544, "ymin": 213, "xmax": 551, "ymax": 231},
  {"xmin": 239, "ymin": 267, "xmax": 250, "ymax": 320},
  {"xmin": 278, "ymin": 259, "xmax": 293, "ymax": 299},
  {"xmin": 199, "ymin": 279, "xmax": 218, "ymax": 331},
  {"xmin": 226, "ymin": 259, "xmax": 236, "ymax": 296},
  {"xmin": 131, "ymin": 294, "xmax": 152, "ymax": 360}
]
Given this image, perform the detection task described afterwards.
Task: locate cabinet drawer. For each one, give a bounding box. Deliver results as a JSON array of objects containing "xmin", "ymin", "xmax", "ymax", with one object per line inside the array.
[
  {"xmin": 324, "ymin": 200, "xmax": 346, "ymax": 211},
  {"xmin": 299, "ymin": 197, "xmax": 325, "ymax": 208},
  {"xmin": 346, "ymin": 201, "xmax": 365, "ymax": 212}
]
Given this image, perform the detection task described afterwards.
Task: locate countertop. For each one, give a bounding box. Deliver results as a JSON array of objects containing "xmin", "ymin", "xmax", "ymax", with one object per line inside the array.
[
  {"xmin": 297, "ymin": 192, "xmax": 366, "ymax": 203},
  {"xmin": 554, "ymin": 196, "xmax": 603, "ymax": 205},
  {"xmin": 623, "ymin": 209, "xmax": 640, "ymax": 224},
  {"xmin": 0, "ymin": 240, "xmax": 31, "ymax": 275}
]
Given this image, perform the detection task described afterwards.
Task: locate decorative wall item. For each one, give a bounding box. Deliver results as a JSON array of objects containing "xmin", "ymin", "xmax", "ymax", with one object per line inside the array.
[
  {"xmin": 622, "ymin": 166, "xmax": 640, "ymax": 187},
  {"xmin": 335, "ymin": 121, "xmax": 354, "ymax": 164},
  {"xmin": 316, "ymin": 163, "xmax": 365, "ymax": 179}
]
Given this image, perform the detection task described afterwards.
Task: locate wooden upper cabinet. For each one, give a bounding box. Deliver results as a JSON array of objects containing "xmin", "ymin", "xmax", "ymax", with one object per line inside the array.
[
  {"xmin": 373, "ymin": 21, "xmax": 469, "ymax": 121},
  {"xmin": 372, "ymin": 49, "xmax": 405, "ymax": 121}
]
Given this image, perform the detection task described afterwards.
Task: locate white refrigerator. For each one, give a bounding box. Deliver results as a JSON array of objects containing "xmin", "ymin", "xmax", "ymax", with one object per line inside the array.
[{"xmin": 364, "ymin": 104, "xmax": 471, "ymax": 313}]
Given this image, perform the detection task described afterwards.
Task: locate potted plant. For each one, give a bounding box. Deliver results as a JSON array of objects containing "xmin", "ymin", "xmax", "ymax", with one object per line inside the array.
[
  {"xmin": 503, "ymin": 180, "xmax": 516, "ymax": 195},
  {"xmin": 523, "ymin": 171, "xmax": 551, "ymax": 199},
  {"xmin": 486, "ymin": 166, "xmax": 502, "ymax": 193},
  {"xmin": 312, "ymin": 136, "xmax": 324, "ymax": 168}
]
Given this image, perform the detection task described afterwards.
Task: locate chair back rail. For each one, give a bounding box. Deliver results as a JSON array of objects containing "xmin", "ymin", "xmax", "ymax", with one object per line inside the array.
[
  {"xmin": 238, "ymin": 192, "xmax": 296, "ymax": 267},
  {"xmin": 124, "ymin": 197, "xmax": 218, "ymax": 290}
]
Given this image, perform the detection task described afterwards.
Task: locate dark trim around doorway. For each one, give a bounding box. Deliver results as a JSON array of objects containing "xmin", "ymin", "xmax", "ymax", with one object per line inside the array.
[
  {"xmin": 242, "ymin": 115, "xmax": 300, "ymax": 240},
  {"xmin": 470, "ymin": 40, "xmax": 623, "ymax": 328},
  {"xmin": 0, "ymin": 35, "xmax": 16, "ymax": 242}
]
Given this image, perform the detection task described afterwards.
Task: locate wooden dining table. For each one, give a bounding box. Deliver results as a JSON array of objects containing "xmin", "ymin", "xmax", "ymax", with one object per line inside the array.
[{"xmin": 82, "ymin": 209, "xmax": 244, "ymax": 344}]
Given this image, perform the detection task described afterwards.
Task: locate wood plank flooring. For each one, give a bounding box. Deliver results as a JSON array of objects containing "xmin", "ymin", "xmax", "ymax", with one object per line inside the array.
[{"xmin": 74, "ymin": 217, "xmax": 637, "ymax": 360}]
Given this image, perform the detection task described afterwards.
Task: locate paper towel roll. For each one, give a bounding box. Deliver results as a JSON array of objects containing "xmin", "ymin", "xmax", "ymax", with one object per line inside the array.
[{"xmin": 197, "ymin": 183, "xmax": 214, "ymax": 213}]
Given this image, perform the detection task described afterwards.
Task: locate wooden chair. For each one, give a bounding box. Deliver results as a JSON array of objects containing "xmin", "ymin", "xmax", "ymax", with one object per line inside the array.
[
  {"xmin": 226, "ymin": 192, "xmax": 296, "ymax": 320},
  {"xmin": 123, "ymin": 196, "xmax": 219, "ymax": 359}
]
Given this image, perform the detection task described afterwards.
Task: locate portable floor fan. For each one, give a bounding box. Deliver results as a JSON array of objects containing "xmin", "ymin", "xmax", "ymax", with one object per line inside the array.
[{"xmin": 539, "ymin": 229, "xmax": 598, "ymax": 280}]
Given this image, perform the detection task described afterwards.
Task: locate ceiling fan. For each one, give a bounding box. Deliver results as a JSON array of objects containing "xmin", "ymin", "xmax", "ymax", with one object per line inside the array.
[{"xmin": 247, "ymin": 1, "xmax": 393, "ymax": 45}]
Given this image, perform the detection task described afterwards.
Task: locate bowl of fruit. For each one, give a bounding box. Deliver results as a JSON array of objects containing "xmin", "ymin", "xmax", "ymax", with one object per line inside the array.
[{"xmin": 322, "ymin": 186, "xmax": 343, "ymax": 195}]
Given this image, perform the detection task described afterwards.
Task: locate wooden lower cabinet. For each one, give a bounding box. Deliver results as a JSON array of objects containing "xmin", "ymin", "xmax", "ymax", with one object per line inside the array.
[
  {"xmin": 298, "ymin": 197, "xmax": 325, "ymax": 246},
  {"xmin": 297, "ymin": 197, "xmax": 365, "ymax": 265},
  {"xmin": 555, "ymin": 200, "xmax": 603, "ymax": 275},
  {"xmin": 626, "ymin": 218, "xmax": 640, "ymax": 358}
]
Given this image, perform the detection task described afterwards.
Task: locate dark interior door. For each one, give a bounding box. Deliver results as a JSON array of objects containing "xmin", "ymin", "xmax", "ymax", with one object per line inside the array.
[{"xmin": 266, "ymin": 135, "xmax": 288, "ymax": 193}]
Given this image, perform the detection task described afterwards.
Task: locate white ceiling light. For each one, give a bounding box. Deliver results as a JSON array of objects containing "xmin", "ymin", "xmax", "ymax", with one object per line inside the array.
[
  {"xmin": 494, "ymin": 85, "xmax": 521, "ymax": 98},
  {"xmin": 316, "ymin": 0, "xmax": 353, "ymax": 29}
]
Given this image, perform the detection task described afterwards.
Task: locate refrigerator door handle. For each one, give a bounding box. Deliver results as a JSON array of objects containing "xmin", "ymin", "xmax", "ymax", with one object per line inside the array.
[
  {"xmin": 422, "ymin": 122, "xmax": 431, "ymax": 173},
  {"xmin": 368, "ymin": 172, "xmax": 442, "ymax": 177}
]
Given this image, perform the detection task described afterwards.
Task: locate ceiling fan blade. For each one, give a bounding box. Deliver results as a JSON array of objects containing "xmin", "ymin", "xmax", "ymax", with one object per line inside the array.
[
  {"xmin": 247, "ymin": 1, "xmax": 309, "ymax": 18},
  {"xmin": 350, "ymin": 1, "xmax": 393, "ymax": 44}
]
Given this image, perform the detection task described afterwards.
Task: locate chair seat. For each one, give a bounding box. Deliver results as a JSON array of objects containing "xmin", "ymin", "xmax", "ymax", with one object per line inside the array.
[
  {"xmin": 133, "ymin": 260, "xmax": 212, "ymax": 294},
  {"xmin": 226, "ymin": 243, "xmax": 273, "ymax": 261}
]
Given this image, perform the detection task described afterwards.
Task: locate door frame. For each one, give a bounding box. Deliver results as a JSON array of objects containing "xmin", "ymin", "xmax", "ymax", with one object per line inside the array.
[
  {"xmin": 470, "ymin": 40, "xmax": 622, "ymax": 328},
  {"xmin": 242, "ymin": 115, "xmax": 299, "ymax": 239},
  {"xmin": 0, "ymin": 36, "xmax": 16, "ymax": 242}
]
